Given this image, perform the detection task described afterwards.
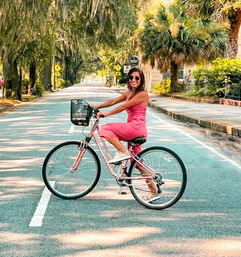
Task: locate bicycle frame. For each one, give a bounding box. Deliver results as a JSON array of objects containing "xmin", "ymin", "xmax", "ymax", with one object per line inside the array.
[{"xmin": 71, "ymin": 116, "xmax": 156, "ymax": 182}]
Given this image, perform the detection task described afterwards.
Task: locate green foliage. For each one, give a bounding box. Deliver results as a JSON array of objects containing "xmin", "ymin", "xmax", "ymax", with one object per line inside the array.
[
  {"xmin": 36, "ymin": 81, "xmax": 44, "ymax": 96},
  {"xmin": 106, "ymin": 73, "xmax": 114, "ymax": 86},
  {"xmin": 138, "ymin": 0, "xmax": 229, "ymax": 93},
  {"xmin": 0, "ymin": 0, "xmax": 138, "ymax": 100},
  {"xmin": 191, "ymin": 58, "xmax": 241, "ymax": 96},
  {"xmin": 57, "ymin": 79, "xmax": 71, "ymax": 88},
  {"xmin": 152, "ymin": 78, "xmax": 171, "ymax": 94},
  {"xmin": 118, "ymin": 77, "xmax": 127, "ymax": 84},
  {"xmin": 21, "ymin": 78, "xmax": 30, "ymax": 94}
]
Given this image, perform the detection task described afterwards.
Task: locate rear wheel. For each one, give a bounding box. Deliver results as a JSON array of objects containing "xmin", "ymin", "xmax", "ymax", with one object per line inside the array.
[
  {"xmin": 42, "ymin": 141, "xmax": 101, "ymax": 199},
  {"xmin": 128, "ymin": 146, "xmax": 186, "ymax": 210}
]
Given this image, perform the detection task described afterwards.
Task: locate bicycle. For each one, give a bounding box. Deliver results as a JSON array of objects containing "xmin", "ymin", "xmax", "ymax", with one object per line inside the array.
[{"xmin": 42, "ymin": 99, "xmax": 187, "ymax": 210}]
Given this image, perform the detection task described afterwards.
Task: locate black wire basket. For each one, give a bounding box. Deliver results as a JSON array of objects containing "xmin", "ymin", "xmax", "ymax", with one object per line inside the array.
[{"xmin": 70, "ymin": 99, "xmax": 93, "ymax": 126}]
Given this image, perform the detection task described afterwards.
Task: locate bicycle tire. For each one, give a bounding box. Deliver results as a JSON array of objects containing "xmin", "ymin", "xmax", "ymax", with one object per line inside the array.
[
  {"xmin": 42, "ymin": 141, "xmax": 101, "ymax": 199},
  {"xmin": 128, "ymin": 146, "xmax": 187, "ymax": 210}
]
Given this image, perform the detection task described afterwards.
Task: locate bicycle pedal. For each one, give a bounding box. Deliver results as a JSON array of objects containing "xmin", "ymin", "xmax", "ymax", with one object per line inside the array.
[
  {"xmin": 112, "ymin": 161, "xmax": 122, "ymax": 165},
  {"xmin": 118, "ymin": 191, "xmax": 127, "ymax": 195}
]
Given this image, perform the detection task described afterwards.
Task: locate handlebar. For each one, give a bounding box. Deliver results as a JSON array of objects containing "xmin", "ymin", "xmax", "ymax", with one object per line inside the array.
[{"xmin": 91, "ymin": 107, "xmax": 105, "ymax": 118}]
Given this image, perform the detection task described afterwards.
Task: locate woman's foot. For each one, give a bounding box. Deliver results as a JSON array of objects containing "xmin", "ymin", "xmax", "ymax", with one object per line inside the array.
[
  {"xmin": 109, "ymin": 151, "xmax": 131, "ymax": 164},
  {"xmin": 142, "ymin": 192, "xmax": 160, "ymax": 202}
]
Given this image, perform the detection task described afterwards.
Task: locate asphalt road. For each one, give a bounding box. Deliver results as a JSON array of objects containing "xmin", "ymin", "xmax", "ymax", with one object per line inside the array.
[{"xmin": 0, "ymin": 83, "xmax": 241, "ymax": 257}]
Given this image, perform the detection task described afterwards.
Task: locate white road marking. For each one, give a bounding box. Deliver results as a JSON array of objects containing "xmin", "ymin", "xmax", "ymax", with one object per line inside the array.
[
  {"xmin": 29, "ymin": 181, "xmax": 55, "ymax": 227},
  {"xmin": 148, "ymin": 110, "xmax": 241, "ymax": 171},
  {"xmin": 69, "ymin": 124, "xmax": 75, "ymax": 133}
]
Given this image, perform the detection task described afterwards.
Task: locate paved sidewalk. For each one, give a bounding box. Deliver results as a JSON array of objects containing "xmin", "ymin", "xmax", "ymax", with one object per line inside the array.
[{"xmin": 149, "ymin": 95, "xmax": 241, "ymax": 138}]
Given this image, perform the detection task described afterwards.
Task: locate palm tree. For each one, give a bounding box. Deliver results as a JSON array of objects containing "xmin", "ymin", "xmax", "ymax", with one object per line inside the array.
[
  {"xmin": 181, "ymin": 0, "xmax": 241, "ymax": 57},
  {"xmin": 138, "ymin": 1, "xmax": 229, "ymax": 92}
]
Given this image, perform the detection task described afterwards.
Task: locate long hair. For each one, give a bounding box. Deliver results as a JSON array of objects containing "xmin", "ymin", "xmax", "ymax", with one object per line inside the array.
[{"xmin": 127, "ymin": 67, "xmax": 146, "ymax": 99}]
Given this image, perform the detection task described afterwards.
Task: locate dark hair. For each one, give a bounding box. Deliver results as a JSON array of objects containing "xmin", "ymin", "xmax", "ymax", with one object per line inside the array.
[{"xmin": 127, "ymin": 67, "xmax": 145, "ymax": 99}]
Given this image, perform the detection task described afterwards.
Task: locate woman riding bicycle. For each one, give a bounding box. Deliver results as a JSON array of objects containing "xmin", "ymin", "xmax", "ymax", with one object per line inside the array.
[{"xmin": 92, "ymin": 67, "xmax": 159, "ymax": 200}]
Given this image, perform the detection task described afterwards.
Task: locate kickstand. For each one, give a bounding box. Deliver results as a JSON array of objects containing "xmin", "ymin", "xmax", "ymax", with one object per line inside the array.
[
  {"xmin": 118, "ymin": 186, "xmax": 127, "ymax": 195},
  {"xmin": 157, "ymin": 184, "xmax": 162, "ymax": 194}
]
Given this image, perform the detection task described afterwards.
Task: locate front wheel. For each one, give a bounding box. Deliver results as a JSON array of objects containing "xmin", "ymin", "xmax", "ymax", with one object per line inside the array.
[
  {"xmin": 128, "ymin": 146, "xmax": 187, "ymax": 210},
  {"xmin": 42, "ymin": 141, "xmax": 101, "ymax": 199}
]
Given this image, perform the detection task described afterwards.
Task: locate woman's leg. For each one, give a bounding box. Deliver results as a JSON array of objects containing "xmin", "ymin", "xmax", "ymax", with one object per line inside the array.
[
  {"xmin": 104, "ymin": 136, "xmax": 127, "ymax": 153},
  {"xmin": 99, "ymin": 123, "xmax": 137, "ymax": 153},
  {"xmin": 136, "ymin": 166, "xmax": 157, "ymax": 193},
  {"xmin": 131, "ymin": 144, "xmax": 157, "ymax": 193}
]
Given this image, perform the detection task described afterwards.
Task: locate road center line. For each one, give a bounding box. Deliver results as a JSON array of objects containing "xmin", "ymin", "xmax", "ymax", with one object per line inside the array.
[
  {"xmin": 69, "ymin": 124, "xmax": 75, "ymax": 133},
  {"xmin": 148, "ymin": 110, "xmax": 241, "ymax": 171},
  {"xmin": 29, "ymin": 181, "xmax": 55, "ymax": 227}
]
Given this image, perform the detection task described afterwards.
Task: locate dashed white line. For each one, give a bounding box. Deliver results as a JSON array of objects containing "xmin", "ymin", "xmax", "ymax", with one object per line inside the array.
[
  {"xmin": 29, "ymin": 181, "xmax": 55, "ymax": 227},
  {"xmin": 69, "ymin": 124, "xmax": 75, "ymax": 133},
  {"xmin": 148, "ymin": 110, "xmax": 241, "ymax": 171}
]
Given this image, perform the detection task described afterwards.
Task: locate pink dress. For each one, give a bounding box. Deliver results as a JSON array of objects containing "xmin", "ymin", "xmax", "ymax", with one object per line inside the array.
[{"xmin": 99, "ymin": 104, "xmax": 147, "ymax": 154}]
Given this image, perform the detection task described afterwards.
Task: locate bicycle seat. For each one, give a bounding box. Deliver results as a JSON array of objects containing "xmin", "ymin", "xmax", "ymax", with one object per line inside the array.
[{"xmin": 128, "ymin": 137, "xmax": 146, "ymax": 146}]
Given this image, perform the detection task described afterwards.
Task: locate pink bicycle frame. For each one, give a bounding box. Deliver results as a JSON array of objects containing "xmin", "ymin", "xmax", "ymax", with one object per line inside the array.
[{"xmin": 72, "ymin": 118, "xmax": 156, "ymax": 181}]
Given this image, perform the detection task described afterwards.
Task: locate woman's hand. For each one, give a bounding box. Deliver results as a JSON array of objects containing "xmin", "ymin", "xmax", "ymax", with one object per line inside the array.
[
  {"xmin": 91, "ymin": 105, "xmax": 98, "ymax": 109},
  {"xmin": 97, "ymin": 111, "xmax": 106, "ymax": 118}
]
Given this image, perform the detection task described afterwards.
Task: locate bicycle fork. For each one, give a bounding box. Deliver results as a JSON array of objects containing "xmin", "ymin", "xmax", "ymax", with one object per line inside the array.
[{"xmin": 71, "ymin": 140, "xmax": 87, "ymax": 172}]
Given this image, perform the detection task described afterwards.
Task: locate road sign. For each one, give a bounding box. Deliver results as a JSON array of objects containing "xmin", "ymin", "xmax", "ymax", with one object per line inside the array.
[
  {"xmin": 55, "ymin": 71, "xmax": 61, "ymax": 77},
  {"xmin": 115, "ymin": 64, "xmax": 122, "ymax": 71},
  {"xmin": 115, "ymin": 71, "xmax": 121, "ymax": 77},
  {"xmin": 55, "ymin": 64, "xmax": 61, "ymax": 72},
  {"xmin": 124, "ymin": 65, "xmax": 131, "ymax": 74},
  {"xmin": 129, "ymin": 56, "xmax": 139, "ymax": 67}
]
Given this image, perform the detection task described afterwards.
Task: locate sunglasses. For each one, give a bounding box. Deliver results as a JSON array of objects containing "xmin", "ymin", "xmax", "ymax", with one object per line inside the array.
[{"xmin": 129, "ymin": 75, "xmax": 140, "ymax": 81}]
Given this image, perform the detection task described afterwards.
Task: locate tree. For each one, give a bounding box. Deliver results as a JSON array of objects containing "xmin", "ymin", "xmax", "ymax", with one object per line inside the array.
[
  {"xmin": 0, "ymin": 0, "xmax": 53, "ymax": 99},
  {"xmin": 181, "ymin": 0, "xmax": 241, "ymax": 57},
  {"xmin": 0, "ymin": 0, "xmax": 138, "ymax": 99},
  {"xmin": 138, "ymin": 1, "xmax": 229, "ymax": 92},
  {"xmin": 48, "ymin": 0, "xmax": 138, "ymax": 88}
]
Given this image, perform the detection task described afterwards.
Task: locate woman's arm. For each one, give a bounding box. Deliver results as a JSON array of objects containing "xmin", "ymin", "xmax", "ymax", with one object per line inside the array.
[
  {"xmin": 93, "ymin": 91, "xmax": 128, "ymax": 109},
  {"xmin": 103, "ymin": 91, "xmax": 148, "ymax": 117}
]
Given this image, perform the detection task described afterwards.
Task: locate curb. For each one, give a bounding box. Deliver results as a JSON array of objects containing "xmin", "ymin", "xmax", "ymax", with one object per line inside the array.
[
  {"xmin": 148, "ymin": 102, "xmax": 241, "ymax": 138},
  {"xmin": 162, "ymin": 94, "xmax": 220, "ymax": 104}
]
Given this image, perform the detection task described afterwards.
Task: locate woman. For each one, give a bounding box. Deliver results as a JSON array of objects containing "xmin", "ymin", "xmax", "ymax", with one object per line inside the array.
[{"xmin": 93, "ymin": 67, "xmax": 158, "ymax": 200}]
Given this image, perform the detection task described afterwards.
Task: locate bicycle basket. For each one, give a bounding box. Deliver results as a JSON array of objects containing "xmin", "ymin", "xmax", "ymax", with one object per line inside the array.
[{"xmin": 70, "ymin": 99, "xmax": 93, "ymax": 126}]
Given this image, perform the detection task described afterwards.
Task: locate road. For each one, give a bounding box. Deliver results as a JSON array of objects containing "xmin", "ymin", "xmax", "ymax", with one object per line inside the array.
[{"xmin": 0, "ymin": 83, "xmax": 241, "ymax": 257}]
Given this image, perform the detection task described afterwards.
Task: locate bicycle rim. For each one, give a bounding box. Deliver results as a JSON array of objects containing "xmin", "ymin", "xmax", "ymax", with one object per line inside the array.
[
  {"xmin": 128, "ymin": 146, "xmax": 187, "ymax": 210},
  {"xmin": 42, "ymin": 141, "xmax": 101, "ymax": 199}
]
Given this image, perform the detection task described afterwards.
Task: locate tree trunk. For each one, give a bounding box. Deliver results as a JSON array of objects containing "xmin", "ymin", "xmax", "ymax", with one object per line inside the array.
[
  {"xmin": 170, "ymin": 61, "xmax": 179, "ymax": 93},
  {"xmin": 64, "ymin": 56, "xmax": 70, "ymax": 83},
  {"xmin": 18, "ymin": 66, "xmax": 22, "ymax": 101},
  {"xmin": 30, "ymin": 62, "xmax": 37, "ymax": 95},
  {"xmin": 41, "ymin": 59, "xmax": 52, "ymax": 91},
  {"xmin": 2, "ymin": 56, "xmax": 20, "ymax": 100},
  {"xmin": 228, "ymin": 8, "xmax": 241, "ymax": 57}
]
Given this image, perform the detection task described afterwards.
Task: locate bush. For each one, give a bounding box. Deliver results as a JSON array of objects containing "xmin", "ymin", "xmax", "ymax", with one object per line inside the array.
[
  {"xmin": 118, "ymin": 77, "xmax": 127, "ymax": 84},
  {"xmin": 152, "ymin": 78, "xmax": 171, "ymax": 94},
  {"xmin": 36, "ymin": 81, "xmax": 44, "ymax": 96},
  {"xmin": 191, "ymin": 58, "xmax": 241, "ymax": 97},
  {"xmin": 106, "ymin": 75, "xmax": 114, "ymax": 86},
  {"xmin": 57, "ymin": 79, "xmax": 71, "ymax": 88}
]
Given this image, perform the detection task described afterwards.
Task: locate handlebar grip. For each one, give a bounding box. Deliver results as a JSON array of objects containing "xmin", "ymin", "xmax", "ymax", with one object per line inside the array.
[{"xmin": 100, "ymin": 114, "xmax": 105, "ymax": 118}]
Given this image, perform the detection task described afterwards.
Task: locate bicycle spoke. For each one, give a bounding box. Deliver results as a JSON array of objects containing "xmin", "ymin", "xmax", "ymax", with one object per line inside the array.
[
  {"xmin": 42, "ymin": 142, "xmax": 101, "ymax": 199},
  {"xmin": 128, "ymin": 146, "xmax": 186, "ymax": 210}
]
